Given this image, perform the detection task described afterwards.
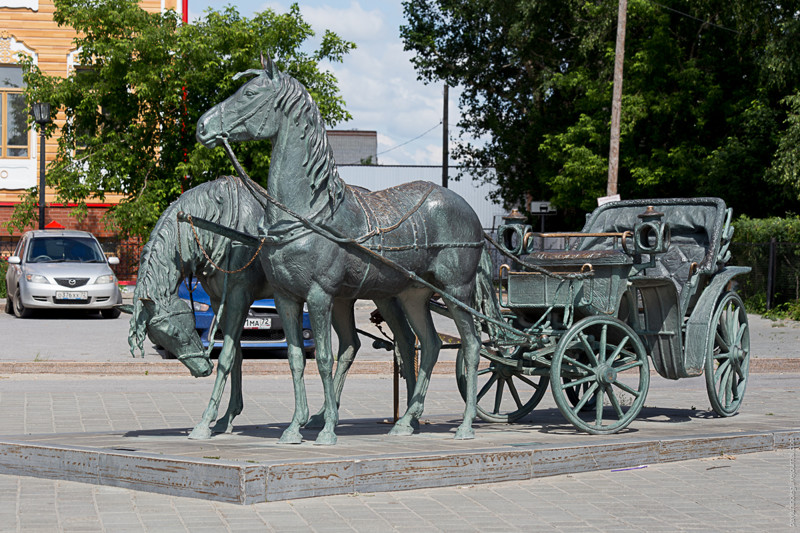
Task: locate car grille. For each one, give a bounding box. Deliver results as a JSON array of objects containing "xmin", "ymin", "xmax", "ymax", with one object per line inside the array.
[
  {"xmin": 213, "ymin": 329, "xmax": 286, "ymax": 342},
  {"xmin": 53, "ymin": 297, "xmax": 91, "ymax": 304},
  {"xmin": 55, "ymin": 278, "xmax": 89, "ymax": 288}
]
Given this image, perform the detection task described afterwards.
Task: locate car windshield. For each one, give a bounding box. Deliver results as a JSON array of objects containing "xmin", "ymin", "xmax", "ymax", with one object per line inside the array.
[{"xmin": 26, "ymin": 236, "xmax": 107, "ymax": 263}]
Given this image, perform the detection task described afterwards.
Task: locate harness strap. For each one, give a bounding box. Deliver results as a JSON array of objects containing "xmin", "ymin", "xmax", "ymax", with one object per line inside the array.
[{"xmin": 218, "ymin": 137, "xmax": 535, "ymax": 343}]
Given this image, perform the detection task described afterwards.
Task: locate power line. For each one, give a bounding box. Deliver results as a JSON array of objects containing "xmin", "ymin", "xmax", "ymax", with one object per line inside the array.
[
  {"xmin": 647, "ymin": 1, "xmax": 740, "ymax": 34},
  {"xmin": 377, "ymin": 121, "xmax": 443, "ymax": 157}
]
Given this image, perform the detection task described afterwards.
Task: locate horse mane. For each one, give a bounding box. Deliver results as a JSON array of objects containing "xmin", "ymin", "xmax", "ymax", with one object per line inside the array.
[
  {"xmin": 129, "ymin": 176, "xmax": 242, "ymax": 355},
  {"xmin": 273, "ymin": 72, "xmax": 345, "ymax": 209}
]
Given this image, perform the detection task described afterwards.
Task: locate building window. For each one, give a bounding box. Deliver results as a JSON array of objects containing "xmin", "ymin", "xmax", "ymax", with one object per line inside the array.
[{"xmin": 0, "ymin": 65, "xmax": 29, "ymax": 158}]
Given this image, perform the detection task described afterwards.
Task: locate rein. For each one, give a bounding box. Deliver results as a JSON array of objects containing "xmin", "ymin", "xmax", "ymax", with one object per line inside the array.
[{"xmin": 216, "ymin": 136, "xmax": 535, "ymax": 343}]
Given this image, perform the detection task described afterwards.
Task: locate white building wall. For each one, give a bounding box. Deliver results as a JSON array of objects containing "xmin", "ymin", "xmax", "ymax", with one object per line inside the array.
[{"xmin": 337, "ymin": 165, "xmax": 507, "ymax": 231}]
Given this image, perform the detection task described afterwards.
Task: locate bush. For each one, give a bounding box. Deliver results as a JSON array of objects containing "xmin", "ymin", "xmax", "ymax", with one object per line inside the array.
[
  {"xmin": 0, "ymin": 260, "xmax": 6, "ymax": 299},
  {"xmin": 732, "ymin": 215, "xmax": 800, "ymax": 320}
]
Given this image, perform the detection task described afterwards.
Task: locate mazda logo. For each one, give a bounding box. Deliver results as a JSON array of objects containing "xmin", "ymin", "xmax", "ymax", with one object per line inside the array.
[{"xmin": 68, "ymin": 279, "xmax": 77, "ymax": 286}]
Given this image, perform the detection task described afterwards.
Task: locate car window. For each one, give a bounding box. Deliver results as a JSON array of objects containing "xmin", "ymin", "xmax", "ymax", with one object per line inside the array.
[
  {"xmin": 14, "ymin": 237, "xmax": 26, "ymax": 258},
  {"xmin": 26, "ymin": 236, "xmax": 106, "ymax": 263}
]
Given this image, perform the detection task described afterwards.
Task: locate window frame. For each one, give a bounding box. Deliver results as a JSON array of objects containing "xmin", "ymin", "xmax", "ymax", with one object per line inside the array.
[{"xmin": 0, "ymin": 64, "xmax": 30, "ymax": 160}]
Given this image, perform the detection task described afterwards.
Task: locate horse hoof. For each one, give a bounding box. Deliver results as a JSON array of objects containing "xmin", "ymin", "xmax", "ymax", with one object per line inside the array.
[
  {"xmin": 313, "ymin": 431, "xmax": 337, "ymax": 446},
  {"xmin": 211, "ymin": 420, "xmax": 233, "ymax": 434},
  {"xmin": 454, "ymin": 427, "xmax": 475, "ymax": 440},
  {"xmin": 411, "ymin": 418, "xmax": 420, "ymax": 431},
  {"xmin": 388, "ymin": 423, "xmax": 414, "ymax": 436},
  {"xmin": 305, "ymin": 413, "xmax": 325, "ymax": 429},
  {"xmin": 188, "ymin": 425, "xmax": 212, "ymax": 440},
  {"xmin": 278, "ymin": 429, "xmax": 303, "ymax": 444}
]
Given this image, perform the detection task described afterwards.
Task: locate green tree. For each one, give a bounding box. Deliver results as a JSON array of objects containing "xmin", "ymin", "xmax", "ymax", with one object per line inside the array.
[
  {"xmin": 16, "ymin": 0, "xmax": 354, "ymax": 238},
  {"xmin": 401, "ymin": 0, "xmax": 800, "ymax": 226}
]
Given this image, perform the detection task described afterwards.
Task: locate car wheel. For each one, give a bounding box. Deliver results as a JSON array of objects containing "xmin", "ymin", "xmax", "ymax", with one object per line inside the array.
[
  {"xmin": 304, "ymin": 348, "xmax": 316, "ymax": 359},
  {"xmin": 101, "ymin": 307, "xmax": 121, "ymax": 319},
  {"xmin": 4, "ymin": 297, "xmax": 12, "ymax": 315},
  {"xmin": 13, "ymin": 287, "xmax": 34, "ymax": 318}
]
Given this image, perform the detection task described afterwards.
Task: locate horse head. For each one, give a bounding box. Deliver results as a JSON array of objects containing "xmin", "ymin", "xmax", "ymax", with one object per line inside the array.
[
  {"xmin": 197, "ymin": 54, "xmax": 283, "ymax": 148},
  {"xmin": 136, "ymin": 297, "xmax": 213, "ymax": 378}
]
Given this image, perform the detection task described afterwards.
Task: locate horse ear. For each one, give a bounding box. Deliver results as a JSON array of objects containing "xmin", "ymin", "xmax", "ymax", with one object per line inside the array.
[
  {"xmin": 116, "ymin": 304, "xmax": 134, "ymax": 315},
  {"xmin": 261, "ymin": 52, "xmax": 275, "ymax": 79}
]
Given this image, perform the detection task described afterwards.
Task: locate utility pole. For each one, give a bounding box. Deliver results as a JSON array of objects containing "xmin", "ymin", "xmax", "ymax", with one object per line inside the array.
[
  {"xmin": 442, "ymin": 84, "xmax": 449, "ymax": 188},
  {"xmin": 607, "ymin": 0, "xmax": 627, "ymax": 197}
]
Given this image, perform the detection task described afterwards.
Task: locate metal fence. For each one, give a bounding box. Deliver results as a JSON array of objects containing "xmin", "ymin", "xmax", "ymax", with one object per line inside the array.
[{"xmin": 730, "ymin": 241, "xmax": 800, "ymax": 310}]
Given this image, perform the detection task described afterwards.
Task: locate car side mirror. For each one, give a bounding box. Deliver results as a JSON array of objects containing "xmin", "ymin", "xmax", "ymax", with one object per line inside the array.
[
  {"xmin": 107, "ymin": 256, "xmax": 120, "ymax": 265},
  {"xmin": 7, "ymin": 256, "xmax": 20, "ymax": 265}
]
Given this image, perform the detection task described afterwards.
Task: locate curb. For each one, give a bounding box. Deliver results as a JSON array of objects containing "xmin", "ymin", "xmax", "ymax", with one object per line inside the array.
[{"xmin": 1, "ymin": 358, "xmax": 799, "ymax": 375}]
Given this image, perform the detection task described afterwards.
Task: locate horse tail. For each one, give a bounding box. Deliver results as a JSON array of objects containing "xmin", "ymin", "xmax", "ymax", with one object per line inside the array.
[{"xmin": 128, "ymin": 294, "xmax": 149, "ymax": 358}]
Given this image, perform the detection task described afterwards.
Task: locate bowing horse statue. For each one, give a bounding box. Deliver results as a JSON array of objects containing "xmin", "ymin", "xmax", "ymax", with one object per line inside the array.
[
  {"xmin": 196, "ymin": 54, "xmax": 488, "ymax": 445},
  {"xmin": 126, "ymin": 176, "xmax": 418, "ymax": 439}
]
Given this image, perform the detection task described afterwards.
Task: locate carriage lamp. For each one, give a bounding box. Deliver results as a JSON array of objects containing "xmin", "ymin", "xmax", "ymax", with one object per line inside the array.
[{"xmin": 31, "ymin": 102, "xmax": 52, "ymax": 230}]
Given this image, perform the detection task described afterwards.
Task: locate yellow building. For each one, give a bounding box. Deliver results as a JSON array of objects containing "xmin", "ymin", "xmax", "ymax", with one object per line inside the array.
[{"xmin": 0, "ymin": 0, "xmax": 181, "ymax": 239}]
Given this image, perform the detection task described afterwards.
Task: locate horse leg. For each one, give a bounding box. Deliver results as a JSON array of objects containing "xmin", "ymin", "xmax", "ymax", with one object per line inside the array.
[
  {"xmin": 306, "ymin": 299, "xmax": 359, "ymax": 429},
  {"xmin": 444, "ymin": 294, "xmax": 480, "ymax": 440},
  {"xmin": 188, "ymin": 309, "xmax": 247, "ymax": 440},
  {"xmin": 306, "ymin": 286, "xmax": 338, "ymax": 445},
  {"xmin": 276, "ymin": 294, "xmax": 309, "ymax": 444},
  {"xmin": 212, "ymin": 342, "xmax": 244, "ymax": 434},
  {"xmin": 374, "ymin": 297, "xmax": 419, "ymax": 429},
  {"xmin": 389, "ymin": 289, "xmax": 441, "ymax": 436}
]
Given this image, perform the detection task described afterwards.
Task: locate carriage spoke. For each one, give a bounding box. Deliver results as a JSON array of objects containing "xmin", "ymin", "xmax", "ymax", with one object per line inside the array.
[
  {"xmin": 477, "ymin": 367, "xmax": 494, "ymax": 377},
  {"xmin": 562, "ymin": 354, "xmax": 594, "ymax": 374},
  {"xmin": 714, "ymin": 358, "xmax": 731, "ymax": 383},
  {"xmin": 599, "ymin": 325, "xmax": 608, "ymax": 363},
  {"xmin": 578, "ymin": 333, "xmax": 599, "ymax": 366},
  {"xmin": 715, "ymin": 330, "xmax": 730, "ymax": 353},
  {"xmin": 614, "ymin": 360, "xmax": 644, "ymax": 373},
  {"xmin": 572, "ymin": 382, "xmax": 599, "ymax": 413},
  {"xmin": 515, "ymin": 373, "xmax": 538, "ymax": 388},
  {"xmin": 612, "ymin": 379, "xmax": 641, "ymax": 398},
  {"xmin": 476, "ymin": 373, "xmax": 498, "ymax": 402},
  {"xmin": 595, "ymin": 383, "xmax": 605, "ymax": 426},
  {"xmin": 493, "ymin": 378, "xmax": 506, "ymax": 414},
  {"xmin": 606, "ymin": 386, "xmax": 625, "ymax": 419},
  {"xmin": 507, "ymin": 379, "xmax": 524, "ymax": 410},
  {"xmin": 607, "ymin": 335, "xmax": 631, "ymax": 363},
  {"xmin": 560, "ymin": 374, "xmax": 596, "ymax": 391}
]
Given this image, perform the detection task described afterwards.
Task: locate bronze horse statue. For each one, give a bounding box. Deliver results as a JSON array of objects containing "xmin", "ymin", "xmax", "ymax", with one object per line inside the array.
[
  {"xmin": 126, "ymin": 176, "xmax": 418, "ymax": 439},
  {"xmin": 196, "ymin": 55, "xmax": 488, "ymax": 444}
]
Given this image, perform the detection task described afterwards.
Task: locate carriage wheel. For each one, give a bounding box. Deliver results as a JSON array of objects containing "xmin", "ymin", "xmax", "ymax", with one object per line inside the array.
[
  {"xmin": 705, "ymin": 292, "xmax": 750, "ymax": 417},
  {"xmin": 551, "ymin": 315, "xmax": 649, "ymax": 435},
  {"xmin": 456, "ymin": 347, "xmax": 548, "ymax": 423}
]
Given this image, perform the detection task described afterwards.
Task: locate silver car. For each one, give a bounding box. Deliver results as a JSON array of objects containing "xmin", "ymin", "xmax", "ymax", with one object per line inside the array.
[{"xmin": 4, "ymin": 230, "xmax": 123, "ymax": 319}]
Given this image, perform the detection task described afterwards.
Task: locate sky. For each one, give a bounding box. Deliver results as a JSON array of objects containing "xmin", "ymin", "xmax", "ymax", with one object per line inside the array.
[{"xmin": 187, "ymin": 1, "xmax": 458, "ymax": 166}]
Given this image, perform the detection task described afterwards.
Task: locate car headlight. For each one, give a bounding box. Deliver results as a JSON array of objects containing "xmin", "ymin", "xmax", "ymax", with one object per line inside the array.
[
  {"xmin": 180, "ymin": 298, "xmax": 210, "ymax": 312},
  {"xmin": 25, "ymin": 273, "xmax": 49, "ymax": 284},
  {"xmin": 94, "ymin": 274, "xmax": 116, "ymax": 285}
]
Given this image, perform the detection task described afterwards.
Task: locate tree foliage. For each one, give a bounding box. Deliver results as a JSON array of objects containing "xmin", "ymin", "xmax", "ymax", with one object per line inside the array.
[
  {"xmin": 401, "ymin": 0, "xmax": 800, "ymax": 226},
  {"xmin": 17, "ymin": 0, "xmax": 354, "ymax": 238}
]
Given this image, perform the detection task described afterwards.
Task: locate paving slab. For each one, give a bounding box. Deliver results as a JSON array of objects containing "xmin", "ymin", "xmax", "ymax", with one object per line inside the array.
[{"xmin": 0, "ymin": 373, "xmax": 798, "ymax": 504}]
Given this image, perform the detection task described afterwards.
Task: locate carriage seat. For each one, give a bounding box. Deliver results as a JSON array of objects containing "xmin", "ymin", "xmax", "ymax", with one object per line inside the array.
[{"xmin": 576, "ymin": 199, "xmax": 726, "ymax": 297}]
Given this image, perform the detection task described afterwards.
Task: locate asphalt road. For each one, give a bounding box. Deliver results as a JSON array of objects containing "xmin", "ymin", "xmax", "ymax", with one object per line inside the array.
[
  {"xmin": 2, "ymin": 296, "xmax": 799, "ymax": 362},
  {"xmin": 0, "ymin": 298, "xmax": 461, "ymax": 363}
]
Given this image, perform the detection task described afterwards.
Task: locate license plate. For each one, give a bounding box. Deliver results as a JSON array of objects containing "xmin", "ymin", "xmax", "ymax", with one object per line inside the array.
[
  {"xmin": 56, "ymin": 291, "xmax": 87, "ymax": 300},
  {"xmin": 244, "ymin": 317, "xmax": 272, "ymax": 330}
]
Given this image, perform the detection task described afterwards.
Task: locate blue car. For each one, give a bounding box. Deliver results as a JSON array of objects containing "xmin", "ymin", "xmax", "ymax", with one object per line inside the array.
[{"xmin": 177, "ymin": 280, "xmax": 315, "ymax": 356}]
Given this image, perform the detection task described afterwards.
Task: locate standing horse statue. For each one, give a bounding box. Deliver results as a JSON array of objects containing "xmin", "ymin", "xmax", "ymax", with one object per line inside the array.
[
  {"xmin": 126, "ymin": 176, "xmax": 417, "ymax": 439},
  {"xmin": 196, "ymin": 54, "xmax": 487, "ymax": 445}
]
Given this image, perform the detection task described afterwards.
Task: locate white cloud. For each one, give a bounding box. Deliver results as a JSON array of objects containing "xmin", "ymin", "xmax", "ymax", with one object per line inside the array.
[{"xmin": 192, "ymin": 1, "xmax": 476, "ymax": 165}]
